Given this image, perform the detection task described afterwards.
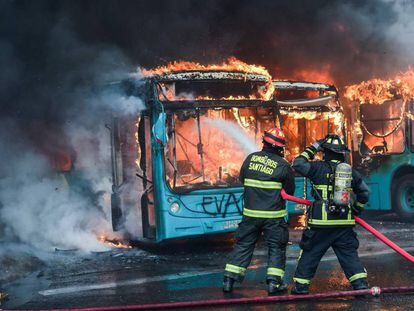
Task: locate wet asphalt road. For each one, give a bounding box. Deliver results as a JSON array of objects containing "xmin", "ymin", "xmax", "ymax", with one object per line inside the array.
[{"xmin": 2, "ymin": 213, "xmax": 414, "ymax": 310}]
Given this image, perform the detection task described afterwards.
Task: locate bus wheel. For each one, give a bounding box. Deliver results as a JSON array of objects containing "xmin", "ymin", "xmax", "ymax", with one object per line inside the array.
[{"xmin": 393, "ymin": 174, "xmax": 414, "ymax": 222}]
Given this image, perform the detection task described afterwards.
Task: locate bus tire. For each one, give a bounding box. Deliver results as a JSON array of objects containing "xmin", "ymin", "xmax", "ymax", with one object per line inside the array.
[{"xmin": 393, "ymin": 174, "xmax": 414, "ymax": 222}]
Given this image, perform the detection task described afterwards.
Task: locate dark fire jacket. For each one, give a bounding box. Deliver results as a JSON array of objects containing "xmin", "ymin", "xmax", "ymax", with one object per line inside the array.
[
  {"xmin": 293, "ymin": 146, "xmax": 370, "ymax": 228},
  {"xmin": 239, "ymin": 149, "xmax": 295, "ymax": 218}
]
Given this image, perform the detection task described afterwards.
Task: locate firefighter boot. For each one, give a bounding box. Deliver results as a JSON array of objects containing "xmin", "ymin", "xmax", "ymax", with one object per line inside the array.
[
  {"xmin": 351, "ymin": 278, "xmax": 369, "ymax": 290},
  {"xmin": 268, "ymin": 277, "xmax": 287, "ymax": 295},
  {"xmin": 291, "ymin": 282, "xmax": 309, "ymax": 295},
  {"xmin": 223, "ymin": 276, "xmax": 235, "ymax": 293}
]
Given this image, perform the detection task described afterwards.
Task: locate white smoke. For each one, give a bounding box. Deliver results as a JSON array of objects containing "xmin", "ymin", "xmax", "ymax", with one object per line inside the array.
[
  {"xmin": 0, "ymin": 94, "xmax": 144, "ymax": 252},
  {"xmin": 0, "ymin": 137, "xmax": 111, "ymax": 252},
  {"xmin": 384, "ymin": 1, "xmax": 414, "ymax": 64},
  {"xmin": 204, "ymin": 118, "xmax": 258, "ymax": 154},
  {"xmin": 0, "ymin": 20, "xmax": 146, "ymax": 252}
]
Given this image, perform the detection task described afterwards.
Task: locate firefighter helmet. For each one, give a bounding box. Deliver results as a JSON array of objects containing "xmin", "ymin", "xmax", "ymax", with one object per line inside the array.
[
  {"xmin": 263, "ymin": 127, "xmax": 286, "ymax": 148},
  {"xmin": 323, "ymin": 134, "xmax": 349, "ymax": 154}
]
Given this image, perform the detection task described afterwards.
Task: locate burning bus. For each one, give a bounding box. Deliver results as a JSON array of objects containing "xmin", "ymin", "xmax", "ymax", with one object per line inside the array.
[
  {"xmin": 274, "ymin": 80, "xmax": 345, "ymax": 218},
  {"xmin": 345, "ymin": 70, "xmax": 414, "ymax": 221},
  {"xmin": 109, "ymin": 59, "xmax": 346, "ymax": 242}
]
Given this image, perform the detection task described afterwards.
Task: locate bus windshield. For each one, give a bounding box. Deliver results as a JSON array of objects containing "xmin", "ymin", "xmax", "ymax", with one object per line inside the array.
[
  {"xmin": 359, "ymin": 99, "xmax": 405, "ymax": 155},
  {"xmin": 165, "ymin": 107, "xmax": 342, "ymax": 191}
]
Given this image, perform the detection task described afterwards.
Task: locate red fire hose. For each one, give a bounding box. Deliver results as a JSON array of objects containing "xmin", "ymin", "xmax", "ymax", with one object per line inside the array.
[
  {"xmin": 60, "ymin": 191, "xmax": 414, "ymax": 311},
  {"xmin": 280, "ymin": 189, "xmax": 414, "ymax": 263},
  {"xmin": 68, "ymin": 286, "xmax": 414, "ymax": 310}
]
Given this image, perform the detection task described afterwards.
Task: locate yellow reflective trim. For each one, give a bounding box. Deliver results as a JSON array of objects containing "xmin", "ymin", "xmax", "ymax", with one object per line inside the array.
[
  {"xmin": 322, "ymin": 201, "xmax": 328, "ymax": 221},
  {"xmin": 314, "ymin": 184, "xmax": 333, "ymax": 191},
  {"xmin": 349, "ymin": 272, "xmax": 367, "ymax": 282},
  {"xmin": 297, "ymin": 249, "xmax": 303, "ymax": 261},
  {"xmin": 244, "ymin": 178, "xmax": 282, "ymax": 190},
  {"xmin": 293, "ymin": 277, "xmax": 310, "ymax": 285},
  {"xmin": 225, "ymin": 264, "xmax": 246, "ymax": 275},
  {"xmin": 308, "ymin": 219, "xmax": 355, "ymax": 225},
  {"xmin": 301, "ymin": 152, "xmax": 310, "ymax": 160},
  {"xmin": 267, "ymin": 267, "xmax": 284, "ymax": 277},
  {"xmin": 314, "ymin": 184, "xmax": 329, "ymax": 220},
  {"xmin": 243, "ymin": 208, "xmax": 288, "ymax": 218}
]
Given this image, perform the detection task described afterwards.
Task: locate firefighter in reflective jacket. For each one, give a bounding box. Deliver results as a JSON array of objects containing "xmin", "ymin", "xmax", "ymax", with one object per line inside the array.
[
  {"xmin": 223, "ymin": 127, "xmax": 295, "ymax": 295},
  {"xmin": 291, "ymin": 134, "xmax": 370, "ymax": 294}
]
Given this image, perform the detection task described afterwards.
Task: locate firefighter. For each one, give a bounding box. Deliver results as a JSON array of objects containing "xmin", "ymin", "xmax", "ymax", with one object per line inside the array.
[
  {"xmin": 291, "ymin": 134, "xmax": 370, "ymax": 294},
  {"xmin": 223, "ymin": 127, "xmax": 295, "ymax": 295}
]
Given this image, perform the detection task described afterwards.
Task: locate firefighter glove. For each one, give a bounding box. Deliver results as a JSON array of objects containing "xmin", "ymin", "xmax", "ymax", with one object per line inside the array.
[{"xmin": 311, "ymin": 138, "xmax": 327, "ymax": 152}]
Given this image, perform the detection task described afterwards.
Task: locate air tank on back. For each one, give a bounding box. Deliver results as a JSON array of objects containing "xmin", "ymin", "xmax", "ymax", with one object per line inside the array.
[{"xmin": 333, "ymin": 162, "xmax": 353, "ymax": 207}]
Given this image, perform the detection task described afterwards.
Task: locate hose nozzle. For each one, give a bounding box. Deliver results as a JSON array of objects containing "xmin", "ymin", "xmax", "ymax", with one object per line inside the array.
[{"xmin": 370, "ymin": 286, "xmax": 381, "ymax": 297}]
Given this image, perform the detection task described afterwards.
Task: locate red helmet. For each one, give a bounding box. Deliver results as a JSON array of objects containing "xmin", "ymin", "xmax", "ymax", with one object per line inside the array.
[{"xmin": 263, "ymin": 127, "xmax": 286, "ymax": 148}]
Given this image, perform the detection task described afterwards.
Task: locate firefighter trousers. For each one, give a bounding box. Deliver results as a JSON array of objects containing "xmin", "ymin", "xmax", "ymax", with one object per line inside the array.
[
  {"xmin": 224, "ymin": 216, "xmax": 289, "ymax": 282},
  {"xmin": 293, "ymin": 227, "xmax": 367, "ymax": 286}
]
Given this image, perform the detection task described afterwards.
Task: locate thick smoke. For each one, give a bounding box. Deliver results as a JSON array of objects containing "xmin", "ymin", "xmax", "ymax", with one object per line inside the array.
[
  {"xmin": 0, "ymin": 0, "xmax": 413, "ymax": 251},
  {"xmin": 0, "ymin": 11, "xmax": 144, "ymax": 251},
  {"xmin": 384, "ymin": 1, "xmax": 414, "ymax": 69}
]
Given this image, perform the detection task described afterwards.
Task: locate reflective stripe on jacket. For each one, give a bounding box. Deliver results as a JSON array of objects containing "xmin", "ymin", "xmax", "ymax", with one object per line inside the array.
[{"xmin": 240, "ymin": 149, "xmax": 295, "ymax": 218}]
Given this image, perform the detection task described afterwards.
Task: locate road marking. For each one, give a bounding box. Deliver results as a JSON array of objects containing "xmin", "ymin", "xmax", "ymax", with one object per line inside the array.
[
  {"xmin": 39, "ymin": 270, "xmax": 222, "ymax": 296},
  {"xmin": 39, "ymin": 246, "xmax": 414, "ymax": 296}
]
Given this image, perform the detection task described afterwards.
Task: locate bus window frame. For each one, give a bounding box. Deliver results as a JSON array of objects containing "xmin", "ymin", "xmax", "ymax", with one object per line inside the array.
[
  {"xmin": 161, "ymin": 104, "xmax": 345, "ymax": 194},
  {"xmin": 161, "ymin": 103, "xmax": 278, "ymax": 194},
  {"xmin": 359, "ymin": 101, "xmax": 407, "ymax": 156}
]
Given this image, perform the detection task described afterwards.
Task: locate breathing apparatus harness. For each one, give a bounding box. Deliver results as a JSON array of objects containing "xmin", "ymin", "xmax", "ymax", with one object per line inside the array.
[{"xmin": 310, "ymin": 135, "xmax": 353, "ymax": 217}]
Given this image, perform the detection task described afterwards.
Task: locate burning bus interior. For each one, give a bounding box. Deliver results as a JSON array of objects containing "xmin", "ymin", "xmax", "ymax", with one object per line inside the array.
[
  {"xmin": 152, "ymin": 72, "xmax": 343, "ymax": 192},
  {"xmin": 345, "ymin": 70, "xmax": 414, "ymax": 171},
  {"xmin": 275, "ymin": 81, "xmax": 344, "ymax": 163},
  {"xmin": 108, "ymin": 63, "xmax": 347, "ymax": 240},
  {"xmin": 359, "ymin": 99, "xmax": 406, "ymax": 156}
]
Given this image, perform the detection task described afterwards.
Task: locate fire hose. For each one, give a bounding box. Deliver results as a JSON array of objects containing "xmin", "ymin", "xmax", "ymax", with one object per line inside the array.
[
  {"xmin": 280, "ymin": 189, "xmax": 414, "ymax": 263},
  {"xmin": 55, "ymin": 191, "xmax": 414, "ymax": 311},
  {"xmin": 68, "ymin": 286, "xmax": 414, "ymax": 311}
]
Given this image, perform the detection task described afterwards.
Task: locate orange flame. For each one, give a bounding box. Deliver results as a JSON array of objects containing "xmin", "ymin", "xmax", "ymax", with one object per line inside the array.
[
  {"xmin": 142, "ymin": 56, "xmax": 272, "ymax": 78},
  {"xmin": 344, "ymin": 68, "xmax": 414, "ymax": 104},
  {"xmin": 150, "ymin": 57, "xmax": 274, "ymax": 101},
  {"xmin": 294, "ymin": 214, "xmax": 308, "ymax": 230},
  {"xmin": 98, "ymin": 235, "xmax": 132, "ymax": 249}
]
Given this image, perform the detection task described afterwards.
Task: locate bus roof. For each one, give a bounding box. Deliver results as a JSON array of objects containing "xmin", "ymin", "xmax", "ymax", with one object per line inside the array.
[
  {"xmin": 273, "ymin": 80, "xmax": 340, "ymax": 111},
  {"xmin": 273, "ymin": 80, "xmax": 338, "ymax": 93},
  {"xmin": 148, "ymin": 70, "xmax": 270, "ymax": 83}
]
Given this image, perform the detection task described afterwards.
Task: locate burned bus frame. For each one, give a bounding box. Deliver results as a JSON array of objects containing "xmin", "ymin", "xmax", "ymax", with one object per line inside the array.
[
  {"xmin": 110, "ymin": 74, "xmax": 347, "ymax": 242},
  {"xmin": 351, "ymin": 98, "xmax": 414, "ymax": 221},
  {"xmin": 110, "ymin": 71, "xmax": 283, "ymax": 242},
  {"xmin": 273, "ymin": 80, "xmax": 346, "ymax": 213}
]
